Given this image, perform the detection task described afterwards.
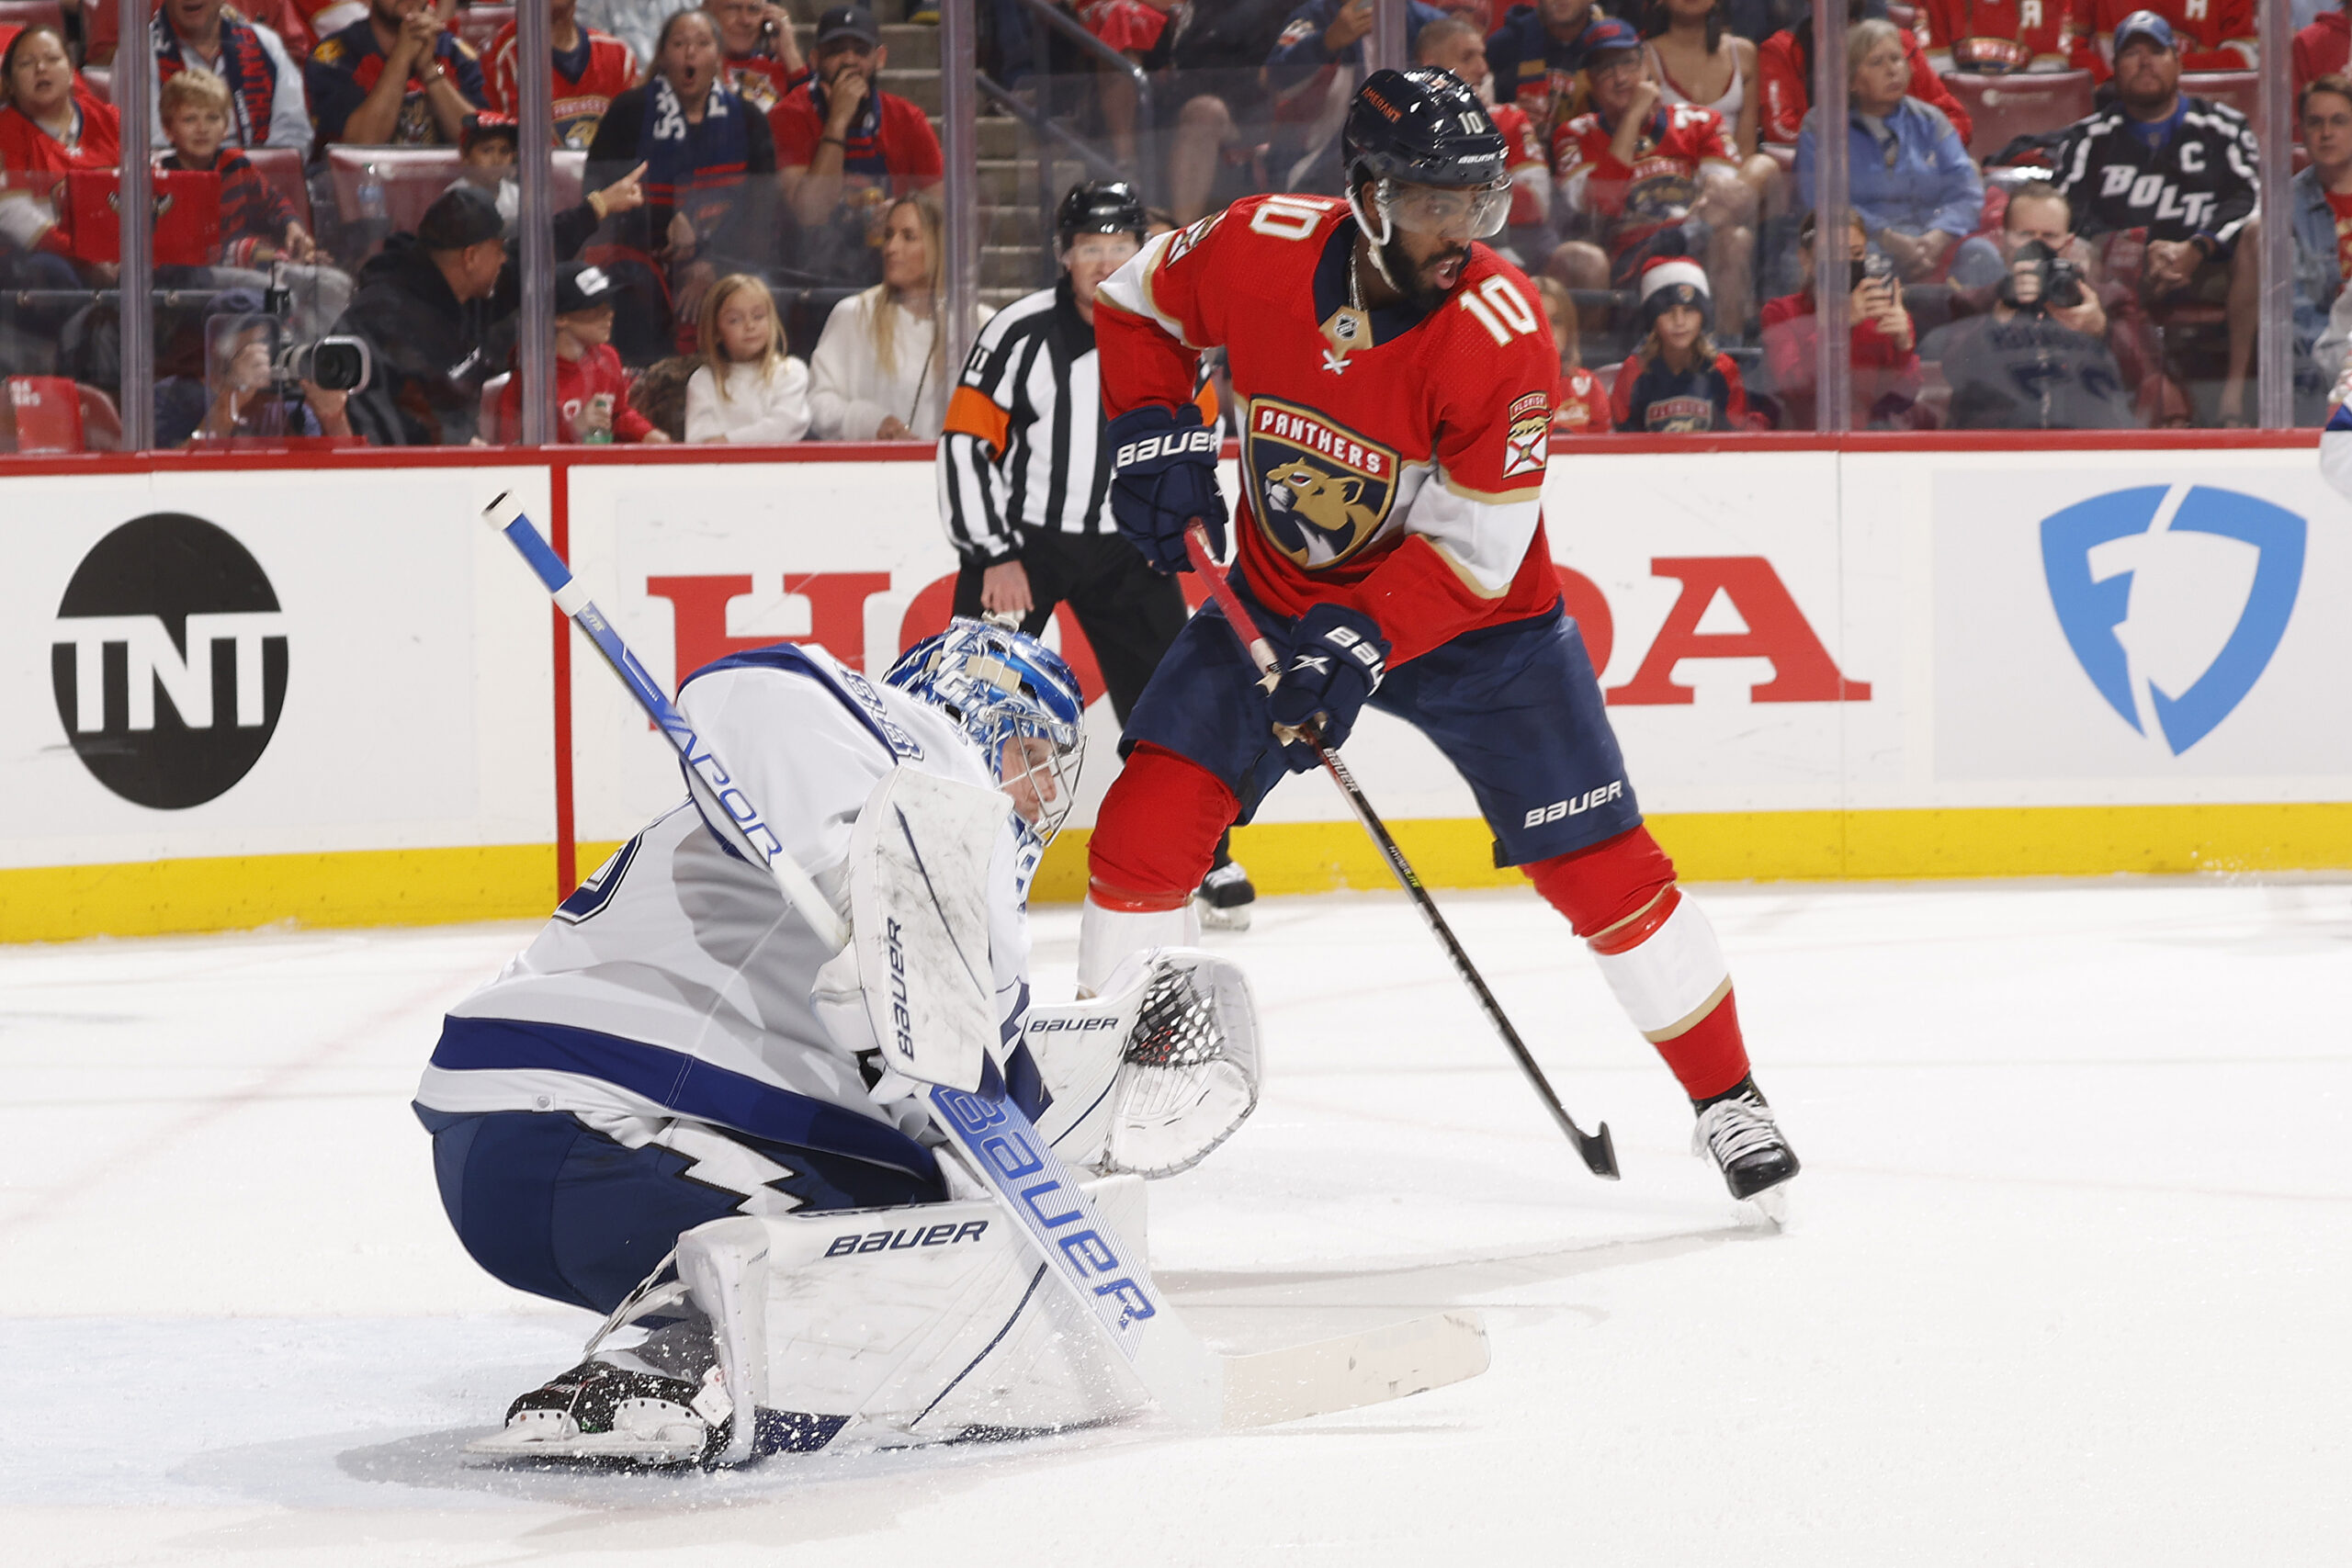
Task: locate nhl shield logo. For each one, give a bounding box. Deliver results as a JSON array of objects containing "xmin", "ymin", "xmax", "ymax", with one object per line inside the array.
[{"xmin": 1246, "ymin": 398, "xmax": 1401, "ymax": 570}]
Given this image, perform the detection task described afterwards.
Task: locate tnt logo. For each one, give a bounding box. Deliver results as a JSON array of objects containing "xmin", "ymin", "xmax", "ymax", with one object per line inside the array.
[
  {"xmin": 2041, "ymin": 484, "xmax": 2304, "ymax": 755},
  {"xmin": 51, "ymin": 514, "xmax": 288, "ymax": 808}
]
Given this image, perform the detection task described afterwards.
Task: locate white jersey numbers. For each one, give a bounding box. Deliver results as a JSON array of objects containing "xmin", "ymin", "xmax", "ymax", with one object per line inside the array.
[
  {"xmin": 1457, "ymin": 276, "xmax": 1540, "ymax": 346},
  {"xmin": 1248, "ymin": 196, "xmax": 1329, "ymax": 241}
]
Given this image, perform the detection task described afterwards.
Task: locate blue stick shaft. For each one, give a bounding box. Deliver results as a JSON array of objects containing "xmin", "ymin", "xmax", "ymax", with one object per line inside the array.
[{"xmin": 482, "ymin": 492, "xmax": 850, "ymax": 951}]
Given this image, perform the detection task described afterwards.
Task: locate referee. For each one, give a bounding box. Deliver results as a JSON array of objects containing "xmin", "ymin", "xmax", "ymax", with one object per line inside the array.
[{"xmin": 937, "ymin": 179, "xmax": 1254, "ymax": 928}]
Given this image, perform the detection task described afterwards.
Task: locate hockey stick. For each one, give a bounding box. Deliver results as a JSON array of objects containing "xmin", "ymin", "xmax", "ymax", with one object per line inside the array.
[
  {"xmin": 1182, "ymin": 523, "xmax": 1620, "ymax": 1181},
  {"xmin": 482, "ymin": 492, "xmax": 1489, "ymax": 1436}
]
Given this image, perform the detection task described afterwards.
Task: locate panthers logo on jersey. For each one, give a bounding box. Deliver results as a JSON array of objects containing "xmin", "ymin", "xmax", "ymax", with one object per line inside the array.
[{"xmin": 1246, "ymin": 398, "xmax": 1400, "ymax": 570}]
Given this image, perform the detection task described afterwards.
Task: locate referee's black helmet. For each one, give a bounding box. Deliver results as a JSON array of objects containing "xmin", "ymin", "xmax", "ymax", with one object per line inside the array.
[
  {"xmin": 1056, "ymin": 179, "xmax": 1148, "ymax": 244},
  {"xmin": 1342, "ymin": 67, "xmax": 1509, "ymax": 195}
]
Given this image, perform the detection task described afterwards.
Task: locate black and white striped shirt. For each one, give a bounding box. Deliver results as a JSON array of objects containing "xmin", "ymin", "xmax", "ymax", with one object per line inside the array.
[{"xmin": 936, "ymin": 279, "xmax": 1112, "ymax": 566}]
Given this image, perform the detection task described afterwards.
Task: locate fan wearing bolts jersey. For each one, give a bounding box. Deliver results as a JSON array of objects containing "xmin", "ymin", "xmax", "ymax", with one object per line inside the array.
[{"xmin": 1088, "ymin": 67, "xmax": 1800, "ymax": 1206}]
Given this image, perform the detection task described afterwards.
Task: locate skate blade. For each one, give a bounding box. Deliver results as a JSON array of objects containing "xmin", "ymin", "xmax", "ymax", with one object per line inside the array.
[
  {"xmin": 1745, "ymin": 1185, "xmax": 1789, "ymax": 1229},
  {"xmin": 464, "ymin": 1425, "xmax": 704, "ymax": 1466}
]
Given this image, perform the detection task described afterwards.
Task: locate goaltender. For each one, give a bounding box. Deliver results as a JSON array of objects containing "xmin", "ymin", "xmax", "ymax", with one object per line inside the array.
[{"xmin": 413, "ymin": 619, "xmax": 1261, "ymax": 1463}]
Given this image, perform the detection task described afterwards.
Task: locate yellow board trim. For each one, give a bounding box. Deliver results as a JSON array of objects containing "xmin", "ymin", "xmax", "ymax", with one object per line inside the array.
[{"xmin": 7, "ymin": 803, "xmax": 2352, "ymax": 943}]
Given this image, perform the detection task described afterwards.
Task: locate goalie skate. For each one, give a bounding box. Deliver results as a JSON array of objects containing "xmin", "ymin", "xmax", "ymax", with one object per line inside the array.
[
  {"xmin": 1692, "ymin": 1080, "xmax": 1800, "ymax": 1213},
  {"xmin": 465, "ymin": 1359, "xmax": 723, "ymax": 1467}
]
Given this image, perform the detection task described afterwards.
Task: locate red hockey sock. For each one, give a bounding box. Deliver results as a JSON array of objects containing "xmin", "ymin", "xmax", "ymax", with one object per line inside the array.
[
  {"xmin": 1649, "ymin": 987, "xmax": 1751, "ymax": 1102},
  {"xmin": 1523, "ymin": 826, "xmax": 1678, "ymax": 938},
  {"xmin": 1087, "ymin": 744, "xmax": 1238, "ymax": 913}
]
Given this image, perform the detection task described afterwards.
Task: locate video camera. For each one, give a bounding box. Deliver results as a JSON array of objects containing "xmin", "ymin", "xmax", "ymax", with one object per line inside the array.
[{"xmin": 261, "ymin": 265, "xmax": 371, "ymax": 393}]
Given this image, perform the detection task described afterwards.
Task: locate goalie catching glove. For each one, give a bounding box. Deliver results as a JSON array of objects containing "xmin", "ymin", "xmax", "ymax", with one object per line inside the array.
[{"xmin": 1107, "ymin": 401, "xmax": 1227, "ymax": 574}]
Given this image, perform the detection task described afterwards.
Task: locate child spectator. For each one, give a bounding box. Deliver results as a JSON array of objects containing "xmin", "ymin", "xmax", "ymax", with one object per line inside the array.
[
  {"xmin": 809, "ymin": 194, "xmax": 986, "ymax": 439},
  {"xmin": 1537, "ymin": 275, "xmax": 1611, "ymax": 434},
  {"xmin": 483, "ymin": 0, "xmax": 639, "ymax": 148},
  {"xmin": 160, "ymin": 67, "xmax": 323, "ymax": 269},
  {"xmin": 500, "ymin": 259, "xmax": 673, "ymax": 443},
  {"xmin": 1610, "ymin": 257, "xmax": 1752, "ymax": 430},
  {"xmin": 1757, "ymin": 208, "xmax": 1921, "ymax": 429},
  {"xmin": 684, "ymin": 272, "xmax": 812, "ymax": 444},
  {"xmin": 448, "ymin": 108, "xmax": 519, "ymax": 229}
]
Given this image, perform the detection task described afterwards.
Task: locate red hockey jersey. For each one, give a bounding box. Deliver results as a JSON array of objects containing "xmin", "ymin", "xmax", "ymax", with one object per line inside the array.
[
  {"xmin": 1553, "ymin": 101, "xmax": 1736, "ymax": 220},
  {"xmin": 1095, "ymin": 192, "xmax": 1562, "ymax": 667},
  {"xmin": 1920, "ymin": 0, "xmax": 2089, "ymax": 73},
  {"xmin": 1491, "ymin": 100, "xmax": 1549, "ymax": 229},
  {"xmin": 483, "ymin": 22, "xmax": 638, "ymax": 149}
]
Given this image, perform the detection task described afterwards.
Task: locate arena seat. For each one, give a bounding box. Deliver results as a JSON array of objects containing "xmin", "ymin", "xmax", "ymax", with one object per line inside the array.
[
  {"xmin": 2180, "ymin": 72, "xmax": 2258, "ymax": 120},
  {"xmin": 3, "ymin": 377, "xmax": 121, "ymax": 454},
  {"xmin": 325, "ymin": 145, "xmax": 468, "ymax": 240},
  {"xmin": 79, "ymin": 63, "xmax": 110, "ymax": 103},
  {"xmin": 1942, "ymin": 70, "xmax": 2094, "ymax": 161},
  {"xmin": 0, "ymin": 0, "xmax": 64, "ymax": 34},
  {"xmin": 457, "ymin": 3, "xmax": 513, "ymax": 57}
]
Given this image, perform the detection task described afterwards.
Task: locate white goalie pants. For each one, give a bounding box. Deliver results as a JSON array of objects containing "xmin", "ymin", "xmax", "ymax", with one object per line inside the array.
[{"xmin": 656, "ymin": 1175, "xmax": 1153, "ymax": 1447}]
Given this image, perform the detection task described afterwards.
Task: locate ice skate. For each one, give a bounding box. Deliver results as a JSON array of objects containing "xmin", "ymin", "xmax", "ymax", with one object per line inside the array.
[
  {"xmin": 1692, "ymin": 1077, "xmax": 1799, "ymax": 1213},
  {"xmin": 1195, "ymin": 856, "xmax": 1256, "ymax": 931},
  {"xmin": 466, "ymin": 1359, "xmax": 725, "ymax": 1467}
]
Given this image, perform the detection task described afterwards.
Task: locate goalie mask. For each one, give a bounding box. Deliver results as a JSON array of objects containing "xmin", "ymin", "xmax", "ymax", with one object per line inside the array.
[{"xmin": 885, "ymin": 618, "xmax": 1087, "ymax": 843}]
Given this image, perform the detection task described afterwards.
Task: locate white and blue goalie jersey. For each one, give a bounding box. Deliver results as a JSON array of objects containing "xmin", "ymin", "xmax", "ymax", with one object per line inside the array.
[{"xmin": 414, "ymin": 646, "xmax": 1034, "ymax": 1183}]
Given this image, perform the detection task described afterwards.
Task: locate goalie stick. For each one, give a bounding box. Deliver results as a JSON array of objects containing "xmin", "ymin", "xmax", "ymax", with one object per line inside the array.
[
  {"xmin": 1182, "ymin": 522, "xmax": 1621, "ymax": 1182},
  {"xmin": 481, "ymin": 491, "xmax": 1489, "ymax": 1443}
]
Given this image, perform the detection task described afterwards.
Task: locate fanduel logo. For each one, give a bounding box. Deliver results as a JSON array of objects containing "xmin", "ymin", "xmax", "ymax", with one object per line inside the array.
[
  {"xmin": 2041, "ymin": 484, "xmax": 2304, "ymax": 755},
  {"xmin": 51, "ymin": 514, "xmax": 289, "ymax": 808}
]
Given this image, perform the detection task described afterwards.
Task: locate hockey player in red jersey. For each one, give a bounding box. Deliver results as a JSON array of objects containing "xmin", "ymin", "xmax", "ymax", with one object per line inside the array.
[{"xmin": 1086, "ymin": 66, "xmax": 1800, "ymax": 1204}]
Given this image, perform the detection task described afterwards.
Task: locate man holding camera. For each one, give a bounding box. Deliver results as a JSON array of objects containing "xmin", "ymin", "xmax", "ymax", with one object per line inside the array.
[
  {"xmin": 2047, "ymin": 9, "xmax": 2259, "ymax": 423},
  {"xmin": 1941, "ymin": 183, "xmax": 2133, "ymax": 429}
]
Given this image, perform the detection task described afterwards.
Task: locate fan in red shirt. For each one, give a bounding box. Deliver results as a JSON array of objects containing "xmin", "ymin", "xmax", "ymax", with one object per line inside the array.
[
  {"xmin": 706, "ymin": 0, "xmax": 808, "ymax": 112},
  {"xmin": 1548, "ymin": 20, "xmax": 1758, "ymax": 339},
  {"xmin": 0, "ymin": 25, "xmax": 122, "ymax": 269},
  {"xmin": 483, "ymin": 0, "xmax": 639, "ymax": 148},
  {"xmin": 1758, "ymin": 6, "xmax": 1973, "ymax": 145},
  {"xmin": 1757, "ymin": 210, "xmax": 1923, "ymax": 429},
  {"xmin": 1087, "ymin": 67, "xmax": 1802, "ymax": 1209},
  {"xmin": 2086, "ymin": 0, "xmax": 2255, "ymax": 72},
  {"xmin": 2297, "ymin": 6, "xmax": 2349, "ymax": 101},
  {"xmin": 499, "ymin": 262, "xmax": 674, "ymax": 444},
  {"xmin": 771, "ymin": 5, "xmax": 942, "ymax": 281},
  {"xmin": 1919, "ymin": 0, "xmax": 2092, "ymax": 73}
]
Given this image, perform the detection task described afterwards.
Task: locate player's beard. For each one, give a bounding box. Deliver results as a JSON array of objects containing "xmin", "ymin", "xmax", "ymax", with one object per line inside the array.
[{"xmin": 1384, "ymin": 236, "xmax": 1472, "ymax": 314}]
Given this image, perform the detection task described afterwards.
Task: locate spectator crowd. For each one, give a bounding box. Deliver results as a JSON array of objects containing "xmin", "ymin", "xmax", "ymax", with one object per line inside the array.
[{"xmin": 0, "ymin": 0, "xmax": 2339, "ymax": 447}]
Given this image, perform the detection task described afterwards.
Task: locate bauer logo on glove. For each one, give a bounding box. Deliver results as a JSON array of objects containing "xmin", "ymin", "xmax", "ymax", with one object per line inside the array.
[
  {"xmin": 1105, "ymin": 401, "xmax": 1229, "ymax": 574},
  {"xmin": 1268, "ymin": 603, "xmax": 1391, "ymax": 766}
]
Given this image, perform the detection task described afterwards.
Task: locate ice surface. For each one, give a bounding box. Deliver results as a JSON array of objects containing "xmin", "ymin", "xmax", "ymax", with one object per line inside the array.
[{"xmin": 3, "ymin": 879, "xmax": 2347, "ymax": 1566}]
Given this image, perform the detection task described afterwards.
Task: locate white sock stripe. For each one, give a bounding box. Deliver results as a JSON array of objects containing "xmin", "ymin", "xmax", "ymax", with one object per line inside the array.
[{"xmin": 1588, "ymin": 893, "xmax": 1730, "ymax": 1037}]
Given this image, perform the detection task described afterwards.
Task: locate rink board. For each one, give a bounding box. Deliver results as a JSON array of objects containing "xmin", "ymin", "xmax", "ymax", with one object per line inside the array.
[{"xmin": 2, "ymin": 434, "xmax": 2346, "ymax": 940}]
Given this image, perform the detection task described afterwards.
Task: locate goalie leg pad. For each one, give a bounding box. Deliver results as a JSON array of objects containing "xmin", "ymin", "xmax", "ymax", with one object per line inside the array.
[{"xmin": 717, "ymin": 1178, "xmax": 1155, "ymax": 1444}]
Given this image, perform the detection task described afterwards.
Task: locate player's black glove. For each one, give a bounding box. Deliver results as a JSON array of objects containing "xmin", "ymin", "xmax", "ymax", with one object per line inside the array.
[
  {"xmin": 1106, "ymin": 401, "xmax": 1227, "ymax": 574},
  {"xmin": 1267, "ymin": 603, "xmax": 1389, "ymax": 770}
]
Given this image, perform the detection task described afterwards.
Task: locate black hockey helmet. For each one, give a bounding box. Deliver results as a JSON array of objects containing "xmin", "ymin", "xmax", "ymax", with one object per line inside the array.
[
  {"xmin": 1342, "ymin": 67, "xmax": 1509, "ymax": 195},
  {"xmin": 1341, "ymin": 68, "xmax": 1510, "ymax": 251},
  {"xmin": 1056, "ymin": 179, "xmax": 1148, "ymax": 246}
]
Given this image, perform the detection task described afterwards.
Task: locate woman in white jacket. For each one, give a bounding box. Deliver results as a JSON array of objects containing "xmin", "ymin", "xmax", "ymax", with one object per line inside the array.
[
  {"xmin": 684, "ymin": 275, "xmax": 814, "ymax": 444},
  {"xmin": 808, "ymin": 195, "xmax": 989, "ymax": 440}
]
